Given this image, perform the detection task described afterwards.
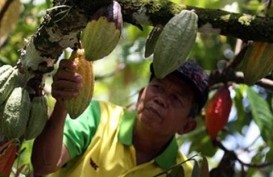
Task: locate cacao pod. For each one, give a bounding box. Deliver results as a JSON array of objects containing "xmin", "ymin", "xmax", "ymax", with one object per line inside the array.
[
  {"xmin": 241, "ymin": 41, "xmax": 273, "ymax": 85},
  {"xmin": 0, "ymin": 67, "xmax": 19, "ymax": 105},
  {"xmin": 0, "ymin": 140, "xmax": 18, "ymax": 177},
  {"xmin": 0, "ymin": 66, "xmax": 14, "ymax": 87},
  {"xmin": 24, "ymin": 96, "xmax": 48, "ymax": 140},
  {"xmin": 0, "ymin": 65, "xmax": 12, "ymax": 74},
  {"xmin": 205, "ymin": 86, "xmax": 232, "ymax": 140},
  {"xmin": 144, "ymin": 26, "xmax": 163, "ymax": 58},
  {"xmin": 64, "ymin": 49, "xmax": 94, "ymax": 119},
  {"xmin": 0, "ymin": 87, "xmax": 31, "ymax": 139},
  {"xmin": 153, "ymin": 10, "xmax": 198, "ymax": 79},
  {"xmin": 81, "ymin": 1, "xmax": 123, "ymax": 61}
]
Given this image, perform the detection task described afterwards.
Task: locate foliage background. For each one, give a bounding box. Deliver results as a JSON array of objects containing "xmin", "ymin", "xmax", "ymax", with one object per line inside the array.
[{"xmin": 1, "ymin": 0, "xmax": 273, "ymax": 176}]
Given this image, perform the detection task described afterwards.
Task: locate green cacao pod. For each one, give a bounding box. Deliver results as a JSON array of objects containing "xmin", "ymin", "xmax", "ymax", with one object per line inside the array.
[
  {"xmin": 0, "ymin": 87, "xmax": 31, "ymax": 139},
  {"xmin": 0, "ymin": 66, "xmax": 14, "ymax": 87},
  {"xmin": 241, "ymin": 42, "xmax": 273, "ymax": 85},
  {"xmin": 0, "ymin": 65, "xmax": 12, "ymax": 74},
  {"xmin": 81, "ymin": 1, "xmax": 123, "ymax": 61},
  {"xmin": 205, "ymin": 86, "xmax": 232, "ymax": 140},
  {"xmin": 64, "ymin": 49, "xmax": 94, "ymax": 119},
  {"xmin": 24, "ymin": 96, "xmax": 48, "ymax": 140},
  {"xmin": 144, "ymin": 26, "xmax": 163, "ymax": 58},
  {"xmin": 0, "ymin": 67, "xmax": 19, "ymax": 105},
  {"xmin": 153, "ymin": 10, "xmax": 198, "ymax": 79}
]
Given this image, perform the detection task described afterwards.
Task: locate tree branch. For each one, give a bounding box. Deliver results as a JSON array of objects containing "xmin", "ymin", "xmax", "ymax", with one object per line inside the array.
[
  {"xmin": 213, "ymin": 139, "xmax": 273, "ymax": 169},
  {"xmin": 117, "ymin": 0, "xmax": 273, "ymax": 42},
  {"xmin": 17, "ymin": 0, "xmax": 273, "ymax": 95}
]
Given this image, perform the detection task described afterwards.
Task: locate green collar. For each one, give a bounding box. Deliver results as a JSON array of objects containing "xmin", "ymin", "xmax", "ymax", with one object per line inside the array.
[{"xmin": 118, "ymin": 111, "xmax": 179, "ymax": 170}]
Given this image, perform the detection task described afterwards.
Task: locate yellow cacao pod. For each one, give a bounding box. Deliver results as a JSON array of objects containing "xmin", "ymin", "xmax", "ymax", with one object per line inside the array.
[
  {"xmin": 153, "ymin": 10, "xmax": 198, "ymax": 79},
  {"xmin": 242, "ymin": 42, "xmax": 273, "ymax": 85},
  {"xmin": 64, "ymin": 49, "xmax": 94, "ymax": 119},
  {"xmin": 81, "ymin": 1, "xmax": 123, "ymax": 61},
  {"xmin": 0, "ymin": 87, "xmax": 31, "ymax": 139},
  {"xmin": 24, "ymin": 96, "xmax": 48, "ymax": 140}
]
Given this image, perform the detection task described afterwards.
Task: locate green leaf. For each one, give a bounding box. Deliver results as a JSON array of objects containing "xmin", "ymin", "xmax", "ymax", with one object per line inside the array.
[
  {"xmin": 232, "ymin": 85, "xmax": 251, "ymax": 134},
  {"xmin": 247, "ymin": 87, "xmax": 273, "ymax": 142},
  {"xmin": 265, "ymin": 141, "xmax": 273, "ymax": 162},
  {"xmin": 184, "ymin": 124, "xmax": 217, "ymax": 157}
]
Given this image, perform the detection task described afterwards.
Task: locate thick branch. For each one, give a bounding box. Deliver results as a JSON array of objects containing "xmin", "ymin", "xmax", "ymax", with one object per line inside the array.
[
  {"xmin": 19, "ymin": 0, "xmax": 113, "ymax": 74},
  {"xmin": 117, "ymin": 0, "xmax": 273, "ymax": 42}
]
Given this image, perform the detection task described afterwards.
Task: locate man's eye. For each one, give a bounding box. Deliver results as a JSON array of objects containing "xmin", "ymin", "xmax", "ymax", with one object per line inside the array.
[
  {"xmin": 173, "ymin": 95, "xmax": 183, "ymax": 104},
  {"xmin": 152, "ymin": 84, "xmax": 160, "ymax": 89}
]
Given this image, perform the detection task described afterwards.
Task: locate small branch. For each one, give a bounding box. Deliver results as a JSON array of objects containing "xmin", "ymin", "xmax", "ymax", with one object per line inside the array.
[
  {"xmin": 209, "ymin": 68, "xmax": 273, "ymax": 90},
  {"xmin": 153, "ymin": 154, "xmax": 199, "ymax": 177},
  {"xmin": 227, "ymin": 43, "xmax": 249, "ymax": 70},
  {"xmin": 213, "ymin": 139, "xmax": 273, "ymax": 169}
]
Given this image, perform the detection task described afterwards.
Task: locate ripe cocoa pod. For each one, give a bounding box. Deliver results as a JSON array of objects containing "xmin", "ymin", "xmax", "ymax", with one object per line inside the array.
[
  {"xmin": 0, "ymin": 87, "xmax": 31, "ymax": 139},
  {"xmin": 144, "ymin": 26, "xmax": 163, "ymax": 58},
  {"xmin": 0, "ymin": 67, "xmax": 19, "ymax": 105},
  {"xmin": 241, "ymin": 42, "xmax": 273, "ymax": 85},
  {"xmin": 64, "ymin": 49, "xmax": 94, "ymax": 119},
  {"xmin": 81, "ymin": 1, "xmax": 123, "ymax": 61},
  {"xmin": 24, "ymin": 96, "xmax": 48, "ymax": 140},
  {"xmin": 205, "ymin": 86, "xmax": 232, "ymax": 139},
  {"xmin": 153, "ymin": 10, "xmax": 198, "ymax": 79}
]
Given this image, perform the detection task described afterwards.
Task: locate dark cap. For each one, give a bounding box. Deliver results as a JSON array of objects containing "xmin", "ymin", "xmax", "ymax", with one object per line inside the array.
[{"xmin": 150, "ymin": 60, "xmax": 209, "ymax": 111}]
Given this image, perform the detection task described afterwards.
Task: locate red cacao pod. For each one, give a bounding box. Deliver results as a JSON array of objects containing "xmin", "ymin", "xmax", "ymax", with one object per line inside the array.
[
  {"xmin": 0, "ymin": 140, "xmax": 18, "ymax": 176},
  {"xmin": 205, "ymin": 86, "xmax": 232, "ymax": 139}
]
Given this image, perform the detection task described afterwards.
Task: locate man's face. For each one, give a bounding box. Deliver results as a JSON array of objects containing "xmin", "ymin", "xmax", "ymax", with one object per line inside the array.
[{"xmin": 136, "ymin": 74, "xmax": 196, "ymax": 136}]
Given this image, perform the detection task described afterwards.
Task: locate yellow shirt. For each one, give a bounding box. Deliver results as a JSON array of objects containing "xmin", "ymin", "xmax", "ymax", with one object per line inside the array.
[{"xmin": 47, "ymin": 100, "xmax": 193, "ymax": 177}]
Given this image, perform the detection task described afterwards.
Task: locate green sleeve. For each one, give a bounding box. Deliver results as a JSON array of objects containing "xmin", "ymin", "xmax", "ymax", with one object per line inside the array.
[{"xmin": 63, "ymin": 100, "xmax": 101, "ymax": 159}]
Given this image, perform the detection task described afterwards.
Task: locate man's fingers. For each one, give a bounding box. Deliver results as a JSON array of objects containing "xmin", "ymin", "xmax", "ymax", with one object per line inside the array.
[
  {"xmin": 52, "ymin": 80, "xmax": 82, "ymax": 91},
  {"xmin": 58, "ymin": 59, "xmax": 77, "ymax": 71},
  {"xmin": 52, "ymin": 90, "xmax": 80, "ymax": 100},
  {"xmin": 51, "ymin": 75, "xmax": 82, "ymax": 100}
]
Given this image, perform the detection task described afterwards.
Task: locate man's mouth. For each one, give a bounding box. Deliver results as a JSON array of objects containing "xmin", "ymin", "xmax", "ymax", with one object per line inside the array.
[{"xmin": 146, "ymin": 105, "xmax": 162, "ymax": 119}]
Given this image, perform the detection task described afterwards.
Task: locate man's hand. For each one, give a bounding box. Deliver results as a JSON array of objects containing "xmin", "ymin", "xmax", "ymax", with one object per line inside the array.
[{"xmin": 52, "ymin": 59, "xmax": 83, "ymax": 101}]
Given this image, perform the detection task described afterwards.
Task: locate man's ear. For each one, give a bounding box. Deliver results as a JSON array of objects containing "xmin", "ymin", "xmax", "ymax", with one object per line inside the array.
[{"xmin": 178, "ymin": 118, "xmax": 197, "ymax": 135}]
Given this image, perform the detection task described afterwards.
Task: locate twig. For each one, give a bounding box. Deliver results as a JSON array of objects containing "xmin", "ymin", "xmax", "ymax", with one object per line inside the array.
[
  {"xmin": 213, "ymin": 139, "xmax": 273, "ymax": 169},
  {"xmin": 153, "ymin": 154, "xmax": 199, "ymax": 177}
]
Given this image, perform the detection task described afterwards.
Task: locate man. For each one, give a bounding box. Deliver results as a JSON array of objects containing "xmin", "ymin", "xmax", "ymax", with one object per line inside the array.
[{"xmin": 31, "ymin": 59, "xmax": 209, "ymax": 177}]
